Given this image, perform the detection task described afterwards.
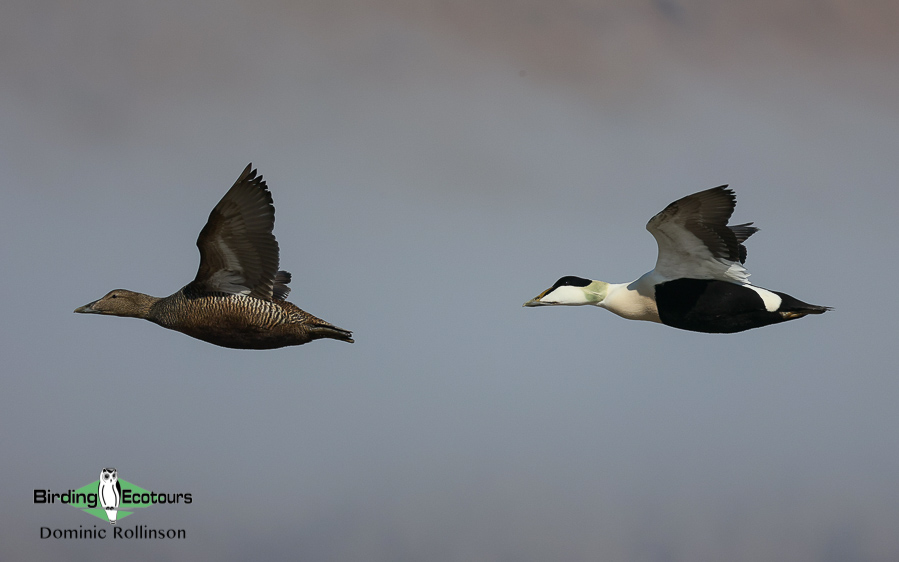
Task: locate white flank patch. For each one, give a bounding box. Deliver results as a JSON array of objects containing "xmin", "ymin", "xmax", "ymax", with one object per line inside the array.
[{"xmin": 747, "ymin": 285, "xmax": 782, "ymax": 312}]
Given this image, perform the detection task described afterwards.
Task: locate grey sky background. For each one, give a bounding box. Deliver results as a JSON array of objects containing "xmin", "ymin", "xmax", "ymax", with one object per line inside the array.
[{"xmin": 3, "ymin": 1, "xmax": 898, "ymax": 560}]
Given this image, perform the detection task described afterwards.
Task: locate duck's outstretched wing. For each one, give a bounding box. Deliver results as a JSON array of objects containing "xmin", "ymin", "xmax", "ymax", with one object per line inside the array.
[
  {"xmin": 646, "ymin": 186, "xmax": 758, "ymax": 284},
  {"xmin": 191, "ymin": 164, "xmax": 281, "ymax": 300}
]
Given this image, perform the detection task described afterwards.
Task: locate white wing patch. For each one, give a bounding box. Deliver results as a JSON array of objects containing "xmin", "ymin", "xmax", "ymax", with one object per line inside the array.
[
  {"xmin": 646, "ymin": 188, "xmax": 751, "ymax": 284},
  {"xmin": 207, "ymin": 270, "xmax": 251, "ymax": 295},
  {"xmin": 650, "ymin": 223, "xmax": 750, "ymax": 283},
  {"xmin": 204, "ymin": 239, "xmax": 253, "ymax": 294}
]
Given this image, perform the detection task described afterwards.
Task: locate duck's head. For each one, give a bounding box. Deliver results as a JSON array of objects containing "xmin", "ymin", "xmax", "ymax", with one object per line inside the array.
[
  {"xmin": 74, "ymin": 289, "xmax": 157, "ymax": 319},
  {"xmin": 523, "ymin": 276, "xmax": 609, "ymax": 307}
]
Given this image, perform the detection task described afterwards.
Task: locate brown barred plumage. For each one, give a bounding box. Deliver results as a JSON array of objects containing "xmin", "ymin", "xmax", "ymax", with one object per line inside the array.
[{"xmin": 75, "ymin": 164, "xmax": 353, "ymax": 349}]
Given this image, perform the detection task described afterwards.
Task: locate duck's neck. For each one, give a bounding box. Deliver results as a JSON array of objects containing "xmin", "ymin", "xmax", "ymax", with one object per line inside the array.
[
  {"xmin": 599, "ymin": 275, "xmax": 661, "ymax": 323},
  {"xmin": 128, "ymin": 293, "xmax": 163, "ymax": 319}
]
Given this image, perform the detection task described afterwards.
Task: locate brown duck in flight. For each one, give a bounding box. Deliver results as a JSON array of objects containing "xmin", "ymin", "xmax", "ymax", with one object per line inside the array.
[{"xmin": 75, "ymin": 164, "xmax": 353, "ymax": 349}]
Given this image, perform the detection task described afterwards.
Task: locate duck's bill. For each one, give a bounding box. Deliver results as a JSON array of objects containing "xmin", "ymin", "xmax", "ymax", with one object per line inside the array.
[
  {"xmin": 74, "ymin": 301, "xmax": 100, "ymax": 314},
  {"xmin": 522, "ymin": 290, "xmax": 550, "ymax": 307}
]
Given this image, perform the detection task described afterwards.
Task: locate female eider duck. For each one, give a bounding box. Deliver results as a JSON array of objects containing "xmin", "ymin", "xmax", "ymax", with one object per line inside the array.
[
  {"xmin": 524, "ymin": 186, "xmax": 830, "ymax": 333},
  {"xmin": 75, "ymin": 164, "xmax": 353, "ymax": 349}
]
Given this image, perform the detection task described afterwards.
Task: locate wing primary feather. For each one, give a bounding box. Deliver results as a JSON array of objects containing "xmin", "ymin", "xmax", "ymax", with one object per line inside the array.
[
  {"xmin": 192, "ymin": 164, "xmax": 281, "ymax": 300},
  {"xmin": 646, "ymin": 185, "xmax": 755, "ymax": 282}
]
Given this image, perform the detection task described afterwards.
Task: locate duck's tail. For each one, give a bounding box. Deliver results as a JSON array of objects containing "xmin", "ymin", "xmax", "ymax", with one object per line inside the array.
[
  {"xmin": 309, "ymin": 323, "xmax": 354, "ymax": 343},
  {"xmin": 776, "ymin": 292, "xmax": 832, "ymax": 320}
]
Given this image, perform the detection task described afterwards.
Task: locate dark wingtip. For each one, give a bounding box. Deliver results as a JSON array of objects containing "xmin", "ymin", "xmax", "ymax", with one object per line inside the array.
[
  {"xmin": 710, "ymin": 184, "xmax": 733, "ymax": 198},
  {"xmin": 272, "ymin": 271, "xmax": 292, "ymax": 300}
]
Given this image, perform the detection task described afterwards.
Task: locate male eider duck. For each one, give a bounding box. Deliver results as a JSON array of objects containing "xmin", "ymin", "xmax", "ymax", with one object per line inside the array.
[
  {"xmin": 75, "ymin": 164, "xmax": 353, "ymax": 349},
  {"xmin": 524, "ymin": 186, "xmax": 830, "ymax": 333}
]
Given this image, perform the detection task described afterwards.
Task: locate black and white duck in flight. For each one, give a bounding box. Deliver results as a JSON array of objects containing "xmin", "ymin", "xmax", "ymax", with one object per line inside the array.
[{"xmin": 524, "ymin": 186, "xmax": 830, "ymax": 333}]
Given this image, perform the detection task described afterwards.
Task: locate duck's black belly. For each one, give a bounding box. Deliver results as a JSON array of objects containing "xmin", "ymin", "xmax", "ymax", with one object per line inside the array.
[{"xmin": 654, "ymin": 279, "xmax": 790, "ymax": 334}]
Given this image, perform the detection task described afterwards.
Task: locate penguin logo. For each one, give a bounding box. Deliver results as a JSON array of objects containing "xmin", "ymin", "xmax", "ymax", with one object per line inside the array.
[{"xmin": 98, "ymin": 468, "xmax": 122, "ymax": 525}]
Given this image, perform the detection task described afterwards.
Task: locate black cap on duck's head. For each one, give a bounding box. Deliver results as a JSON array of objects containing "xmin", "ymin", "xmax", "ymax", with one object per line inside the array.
[
  {"xmin": 74, "ymin": 289, "xmax": 159, "ymax": 319},
  {"xmin": 523, "ymin": 276, "xmax": 609, "ymax": 307}
]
